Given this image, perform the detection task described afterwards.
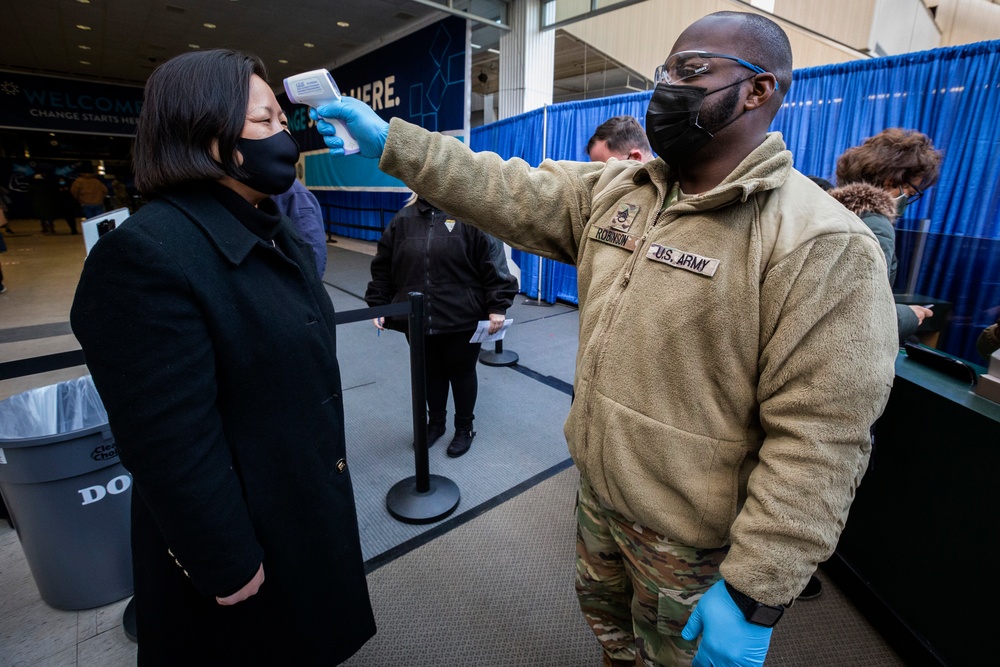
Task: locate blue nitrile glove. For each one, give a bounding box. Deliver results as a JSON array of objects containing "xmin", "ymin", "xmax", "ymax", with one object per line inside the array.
[
  {"xmin": 310, "ymin": 98, "xmax": 389, "ymax": 159},
  {"xmin": 681, "ymin": 579, "xmax": 773, "ymax": 667}
]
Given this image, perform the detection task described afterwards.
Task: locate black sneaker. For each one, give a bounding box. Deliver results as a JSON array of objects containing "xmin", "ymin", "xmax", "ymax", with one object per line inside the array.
[{"xmin": 447, "ymin": 430, "xmax": 475, "ymax": 458}]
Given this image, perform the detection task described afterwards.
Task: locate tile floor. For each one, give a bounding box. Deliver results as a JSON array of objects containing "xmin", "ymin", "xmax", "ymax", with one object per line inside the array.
[{"xmin": 0, "ymin": 522, "xmax": 135, "ymax": 666}]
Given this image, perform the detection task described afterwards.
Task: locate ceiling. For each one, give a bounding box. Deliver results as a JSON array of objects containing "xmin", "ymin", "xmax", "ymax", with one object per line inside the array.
[
  {"xmin": 470, "ymin": 29, "xmax": 651, "ymax": 103},
  {"xmin": 0, "ymin": 0, "xmax": 646, "ymax": 160},
  {"xmin": 0, "ymin": 0, "xmax": 454, "ymax": 87}
]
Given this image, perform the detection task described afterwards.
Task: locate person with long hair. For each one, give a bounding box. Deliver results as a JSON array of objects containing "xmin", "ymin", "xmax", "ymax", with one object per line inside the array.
[
  {"xmin": 70, "ymin": 49, "xmax": 374, "ymax": 665},
  {"xmin": 830, "ymin": 128, "xmax": 944, "ymax": 343}
]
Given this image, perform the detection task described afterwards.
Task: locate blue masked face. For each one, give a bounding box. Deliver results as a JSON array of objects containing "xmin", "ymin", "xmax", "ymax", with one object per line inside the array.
[{"xmin": 893, "ymin": 190, "xmax": 908, "ymax": 218}]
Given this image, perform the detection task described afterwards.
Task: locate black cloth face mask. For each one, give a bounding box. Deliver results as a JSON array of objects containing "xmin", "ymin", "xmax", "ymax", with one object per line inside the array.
[
  {"xmin": 234, "ymin": 130, "xmax": 300, "ymax": 195},
  {"xmin": 644, "ymin": 78, "xmax": 750, "ymax": 168}
]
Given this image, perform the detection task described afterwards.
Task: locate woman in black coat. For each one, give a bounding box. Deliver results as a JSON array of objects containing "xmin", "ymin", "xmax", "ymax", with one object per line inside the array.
[
  {"xmin": 70, "ymin": 50, "xmax": 374, "ymax": 665},
  {"xmin": 366, "ymin": 196, "xmax": 518, "ymax": 457}
]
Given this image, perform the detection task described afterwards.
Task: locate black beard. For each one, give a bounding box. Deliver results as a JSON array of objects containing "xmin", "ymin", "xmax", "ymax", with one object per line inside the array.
[{"xmin": 698, "ymin": 80, "xmax": 743, "ymax": 135}]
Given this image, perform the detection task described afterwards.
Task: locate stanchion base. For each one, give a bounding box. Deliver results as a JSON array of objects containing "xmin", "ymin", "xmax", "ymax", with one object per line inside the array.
[
  {"xmin": 479, "ymin": 349, "xmax": 519, "ymax": 366},
  {"xmin": 386, "ymin": 474, "xmax": 461, "ymax": 524},
  {"xmin": 123, "ymin": 597, "xmax": 137, "ymax": 643},
  {"xmin": 522, "ymin": 298, "xmax": 555, "ymax": 307}
]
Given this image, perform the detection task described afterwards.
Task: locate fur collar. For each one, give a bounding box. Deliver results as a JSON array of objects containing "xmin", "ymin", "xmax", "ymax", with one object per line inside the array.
[{"xmin": 829, "ymin": 182, "xmax": 897, "ymax": 221}]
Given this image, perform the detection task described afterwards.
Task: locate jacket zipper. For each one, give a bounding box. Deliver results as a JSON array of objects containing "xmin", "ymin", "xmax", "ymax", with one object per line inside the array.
[
  {"xmin": 582, "ymin": 197, "xmax": 677, "ymax": 455},
  {"xmin": 621, "ymin": 206, "xmax": 673, "ymax": 287}
]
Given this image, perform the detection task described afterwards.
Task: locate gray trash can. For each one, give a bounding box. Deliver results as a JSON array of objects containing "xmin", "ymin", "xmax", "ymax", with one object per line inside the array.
[{"xmin": 0, "ymin": 376, "xmax": 133, "ymax": 610}]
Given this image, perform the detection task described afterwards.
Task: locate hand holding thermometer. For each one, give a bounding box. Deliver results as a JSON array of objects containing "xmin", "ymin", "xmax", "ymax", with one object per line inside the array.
[{"xmin": 283, "ymin": 69, "xmax": 360, "ymax": 155}]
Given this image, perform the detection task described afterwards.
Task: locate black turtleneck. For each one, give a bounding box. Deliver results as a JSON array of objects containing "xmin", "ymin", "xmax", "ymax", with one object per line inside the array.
[{"xmin": 204, "ymin": 181, "xmax": 281, "ymax": 242}]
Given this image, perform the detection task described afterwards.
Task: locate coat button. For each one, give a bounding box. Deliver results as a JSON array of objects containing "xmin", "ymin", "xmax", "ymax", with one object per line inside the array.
[{"xmin": 336, "ymin": 458, "xmax": 347, "ymax": 473}]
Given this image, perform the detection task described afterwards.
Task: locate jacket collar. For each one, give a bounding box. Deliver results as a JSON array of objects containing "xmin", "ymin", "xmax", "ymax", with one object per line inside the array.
[
  {"xmin": 634, "ymin": 132, "xmax": 793, "ymax": 212},
  {"xmin": 158, "ymin": 184, "xmax": 261, "ymax": 265},
  {"xmin": 414, "ymin": 197, "xmax": 437, "ymax": 216},
  {"xmin": 829, "ymin": 182, "xmax": 897, "ymax": 221}
]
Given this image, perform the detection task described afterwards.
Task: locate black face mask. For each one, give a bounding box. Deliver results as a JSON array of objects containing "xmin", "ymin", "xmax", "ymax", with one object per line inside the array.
[
  {"xmin": 234, "ymin": 130, "xmax": 300, "ymax": 195},
  {"xmin": 644, "ymin": 78, "xmax": 749, "ymax": 168}
]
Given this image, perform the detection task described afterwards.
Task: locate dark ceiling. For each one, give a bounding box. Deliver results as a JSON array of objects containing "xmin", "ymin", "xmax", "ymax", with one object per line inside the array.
[
  {"xmin": 0, "ymin": 0, "xmax": 457, "ymax": 86},
  {"xmin": 0, "ymin": 0, "xmax": 645, "ymax": 162}
]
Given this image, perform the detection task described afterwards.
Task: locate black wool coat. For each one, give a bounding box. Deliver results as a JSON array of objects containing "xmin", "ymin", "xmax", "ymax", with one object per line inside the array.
[{"xmin": 70, "ymin": 185, "xmax": 375, "ymax": 665}]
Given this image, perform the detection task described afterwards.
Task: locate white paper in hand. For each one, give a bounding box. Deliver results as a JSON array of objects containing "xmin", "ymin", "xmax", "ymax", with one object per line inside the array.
[{"xmin": 469, "ymin": 319, "xmax": 512, "ymax": 344}]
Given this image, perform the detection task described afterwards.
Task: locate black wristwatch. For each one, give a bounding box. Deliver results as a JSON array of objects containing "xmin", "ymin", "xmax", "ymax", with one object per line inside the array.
[{"xmin": 724, "ymin": 581, "xmax": 785, "ymax": 627}]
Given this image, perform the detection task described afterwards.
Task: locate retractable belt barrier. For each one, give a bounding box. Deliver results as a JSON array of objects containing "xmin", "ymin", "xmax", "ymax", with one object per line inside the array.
[
  {"xmin": 0, "ymin": 292, "xmax": 461, "ymax": 524},
  {"xmin": 0, "ymin": 350, "xmax": 88, "ymax": 382}
]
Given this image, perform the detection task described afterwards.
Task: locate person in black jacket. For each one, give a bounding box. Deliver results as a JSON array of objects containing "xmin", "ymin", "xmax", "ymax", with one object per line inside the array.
[
  {"xmin": 70, "ymin": 49, "xmax": 374, "ymax": 665},
  {"xmin": 28, "ymin": 173, "xmax": 59, "ymax": 234},
  {"xmin": 366, "ymin": 195, "xmax": 519, "ymax": 457},
  {"xmin": 829, "ymin": 128, "xmax": 943, "ymax": 345}
]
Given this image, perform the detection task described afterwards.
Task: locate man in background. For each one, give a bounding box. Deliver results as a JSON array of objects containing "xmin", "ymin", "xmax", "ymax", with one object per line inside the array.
[
  {"xmin": 70, "ymin": 166, "xmax": 108, "ymax": 221},
  {"xmin": 586, "ymin": 115, "xmax": 653, "ymax": 163}
]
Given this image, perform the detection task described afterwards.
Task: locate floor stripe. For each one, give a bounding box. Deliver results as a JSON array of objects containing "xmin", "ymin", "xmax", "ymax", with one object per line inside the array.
[
  {"xmin": 363, "ymin": 457, "xmax": 575, "ymax": 574},
  {"xmin": 507, "ymin": 363, "xmax": 574, "ymax": 396},
  {"xmin": 0, "ymin": 322, "xmax": 73, "ymax": 344},
  {"xmin": 323, "ymin": 279, "xmax": 367, "ymax": 302}
]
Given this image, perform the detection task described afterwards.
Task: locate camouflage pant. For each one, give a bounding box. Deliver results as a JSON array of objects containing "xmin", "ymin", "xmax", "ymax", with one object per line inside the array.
[{"xmin": 575, "ymin": 477, "xmax": 728, "ymax": 667}]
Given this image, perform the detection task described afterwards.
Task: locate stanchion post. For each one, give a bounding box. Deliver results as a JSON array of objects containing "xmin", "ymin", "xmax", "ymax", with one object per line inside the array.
[
  {"xmin": 522, "ymin": 254, "xmax": 555, "ymax": 307},
  {"xmin": 385, "ymin": 292, "xmax": 461, "ymax": 524},
  {"xmin": 409, "ymin": 292, "xmax": 430, "ymax": 492},
  {"xmin": 479, "ymin": 338, "xmax": 519, "ymax": 367}
]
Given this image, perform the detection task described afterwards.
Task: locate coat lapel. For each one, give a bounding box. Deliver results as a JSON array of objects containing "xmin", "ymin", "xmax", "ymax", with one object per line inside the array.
[{"xmin": 159, "ymin": 188, "xmax": 259, "ymax": 266}]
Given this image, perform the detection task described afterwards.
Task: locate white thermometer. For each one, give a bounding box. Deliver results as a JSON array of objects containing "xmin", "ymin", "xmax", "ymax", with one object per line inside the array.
[{"xmin": 283, "ymin": 69, "xmax": 360, "ymax": 155}]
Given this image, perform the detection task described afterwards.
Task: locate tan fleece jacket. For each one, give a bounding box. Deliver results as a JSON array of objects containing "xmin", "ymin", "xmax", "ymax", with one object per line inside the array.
[{"xmin": 380, "ymin": 119, "xmax": 898, "ymax": 605}]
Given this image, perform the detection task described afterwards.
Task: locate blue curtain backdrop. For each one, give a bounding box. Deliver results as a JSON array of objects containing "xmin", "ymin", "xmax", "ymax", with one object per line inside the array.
[
  {"xmin": 313, "ymin": 191, "xmax": 410, "ymax": 241},
  {"xmin": 471, "ymin": 92, "xmax": 653, "ymax": 302},
  {"xmin": 467, "ymin": 40, "xmax": 1000, "ymax": 363}
]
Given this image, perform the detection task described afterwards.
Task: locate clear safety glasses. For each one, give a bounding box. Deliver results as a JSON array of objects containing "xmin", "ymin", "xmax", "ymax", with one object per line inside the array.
[{"xmin": 654, "ymin": 51, "xmax": 769, "ymax": 86}]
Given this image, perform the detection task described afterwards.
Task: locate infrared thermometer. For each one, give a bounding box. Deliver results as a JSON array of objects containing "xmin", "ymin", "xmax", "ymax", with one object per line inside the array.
[{"xmin": 283, "ymin": 69, "xmax": 360, "ymax": 155}]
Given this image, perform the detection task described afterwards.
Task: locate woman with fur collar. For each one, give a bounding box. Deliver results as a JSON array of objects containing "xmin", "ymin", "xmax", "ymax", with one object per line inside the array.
[{"xmin": 828, "ymin": 129, "xmax": 943, "ymax": 344}]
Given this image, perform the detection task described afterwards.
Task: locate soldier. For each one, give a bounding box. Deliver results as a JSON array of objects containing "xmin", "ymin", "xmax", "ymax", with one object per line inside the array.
[{"xmin": 314, "ymin": 11, "xmax": 897, "ymax": 667}]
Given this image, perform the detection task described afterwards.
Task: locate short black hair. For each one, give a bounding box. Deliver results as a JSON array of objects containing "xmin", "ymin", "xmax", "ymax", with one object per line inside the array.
[
  {"xmin": 711, "ymin": 11, "xmax": 793, "ymax": 99},
  {"xmin": 586, "ymin": 115, "xmax": 651, "ymax": 156},
  {"xmin": 133, "ymin": 49, "xmax": 267, "ymax": 195},
  {"xmin": 807, "ymin": 175, "xmax": 834, "ymax": 191}
]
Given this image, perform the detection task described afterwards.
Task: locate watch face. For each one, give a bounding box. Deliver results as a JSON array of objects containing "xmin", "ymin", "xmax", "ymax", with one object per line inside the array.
[{"xmin": 750, "ymin": 605, "xmax": 783, "ymax": 627}]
